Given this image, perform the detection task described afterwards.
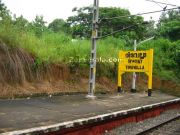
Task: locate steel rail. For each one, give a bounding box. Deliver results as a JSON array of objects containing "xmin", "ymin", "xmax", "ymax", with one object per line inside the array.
[{"xmin": 136, "ymin": 115, "xmax": 180, "ymax": 135}]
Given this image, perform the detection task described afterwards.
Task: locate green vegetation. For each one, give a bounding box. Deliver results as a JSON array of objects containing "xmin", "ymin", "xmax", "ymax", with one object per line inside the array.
[
  {"xmin": 0, "ymin": 0, "xmax": 179, "ymax": 82},
  {"xmin": 139, "ymin": 39, "xmax": 180, "ymax": 82},
  {"xmin": 67, "ymin": 7, "xmax": 146, "ymax": 40}
]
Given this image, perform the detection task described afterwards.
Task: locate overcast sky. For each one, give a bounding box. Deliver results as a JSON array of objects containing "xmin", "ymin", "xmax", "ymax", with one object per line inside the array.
[{"xmin": 2, "ymin": 0, "xmax": 180, "ymax": 23}]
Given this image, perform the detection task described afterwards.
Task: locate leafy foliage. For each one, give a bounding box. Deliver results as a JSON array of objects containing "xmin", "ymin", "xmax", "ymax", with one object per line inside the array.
[
  {"xmin": 0, "ymin": 1, "xmax": 179, "ymax": 81},
  {"xmin": 138, "ymin": 38, "xmax": 180, "ymax": 81},
  {"xmin": 0, "ymin": 0, "xmax": 10, "ymax": 19},
  {"xmin": 157, "ymin": 10, "xmax": 180, "ymax": 41},
  {"xmin": 48, "ymin": 19, "xmax": 71, "ymax": 34},
  {"xmin": 67, "ymin": 7, "xmax": 147, "ymax": 41},
  {"xmin": 31, "ymin": 15, "xmax": 47, "ymax": 37}
]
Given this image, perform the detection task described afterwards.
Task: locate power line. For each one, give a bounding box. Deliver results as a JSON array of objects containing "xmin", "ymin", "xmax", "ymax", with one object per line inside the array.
[
  {"xmin": 164, "ymin": 0, "xmax": 171, "ymax": 6},
  {"xmin": 145, "ymin": 0, "xmax": 168, "ymax": 13},
  {"xmin": 145, "ymin": 0, "xmax": 179, "ymax": 7},
  {"xmin": 98, "ymin": 20, "xmax": 159, "ymax": 39},
  {"xmin": 100, "ymin": 7, "xmax": 179, "ymax": 21},
  {"xmin": 148, "ymin": 0, "xmax": 164, "ymax": 8},
  {"xmin": 98, "ymin": 5, "xmax": 179, "ymax": 39},
  {"xmin": 98, "ymin": 24, "xmax": 135, "ymax": 39}
]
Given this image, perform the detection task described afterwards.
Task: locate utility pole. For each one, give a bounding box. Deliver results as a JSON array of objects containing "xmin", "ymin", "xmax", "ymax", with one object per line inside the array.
[
  {"xmin": 131, "ymin": 40, "xmax": 137, "ymax": 93},
  {"xmin": 87, "ymin": 0, "xmax": 99, "ymax": 99}
]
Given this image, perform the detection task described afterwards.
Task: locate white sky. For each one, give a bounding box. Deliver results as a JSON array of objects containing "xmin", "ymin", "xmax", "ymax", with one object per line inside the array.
[{"xmin": 2, "ymin": 0, "xmax": 180, "ymax": 23}]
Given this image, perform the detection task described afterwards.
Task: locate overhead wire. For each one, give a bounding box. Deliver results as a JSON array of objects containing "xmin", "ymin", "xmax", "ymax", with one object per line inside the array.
[
  {"xmin": 98, "ymin": 21, "xmax": 159, "ymax": 39},
  {"xmin": 100, "ymin": 7, "xmax": 179, "ymax": 21},
  {"xmin": 145, "ymin": 0, "xmax": 179, "ymax": 7},
  {"xmin": 98, "ymin": 24, "xmax": 136, "ymax": 39},
  {"xmin": 97, "ymin": 1, "xmax": 179, "ymax": 39},
  {"xmin": 164, "ymin": 0, "xmax": 171, "ymax": 6},
  {"xmin": 148, "ymin": 0, "xmax": 164, "ymax": 8},
  {"xmin": 98, "ymin": 20, "xmax": 159, "ymax": 39}
]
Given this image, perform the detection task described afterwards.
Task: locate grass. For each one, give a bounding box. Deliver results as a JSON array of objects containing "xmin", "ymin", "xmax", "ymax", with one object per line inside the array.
[
  {"xmin": 0, "ymin": 24, "xmax": 126, "ymax": 64},
  {"xmin": 0, "ymin": 22, "xmax": 179, "ymax": 82}
]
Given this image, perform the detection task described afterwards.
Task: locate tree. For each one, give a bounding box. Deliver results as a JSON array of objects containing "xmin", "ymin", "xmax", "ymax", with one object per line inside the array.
[
  {"xmin": 67, "ymin": 7, "xmax": 146, "ymax": 41},
  {"xmin": 48, "ymin": 19, "xmax": 65, "ymax": 32},
  {"xmin": 67, "ymin": 7, "xmax": 92, "ymax": 38},
  {"xmin": 143, "ymin": 18, "xmax": 156, "ymax": 38},
  {"xmin": 32, "ymin": 15, "xmax": 47, "ymax": 37},
  {"xmin": 0, "ymin": 0, "xmax": 12, "ymax": 27},
  {"xmin": 0, "ymin": 0, "xmax": 10, "ymax": 19},
  {"xmin": 99, "ymin": 7, "xmax": 145, "ymax": 40},
  {"xmin": 157, "ymin": 10, "xmax": 180, "ymax": 41},
  {"xmin": 13, "ymin": 15, "xmax": 29, "ymax": 32}
]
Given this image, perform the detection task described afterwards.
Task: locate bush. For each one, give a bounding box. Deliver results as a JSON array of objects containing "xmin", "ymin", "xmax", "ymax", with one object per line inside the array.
[
  {"xmin": 0, "ymin": 17, "xmax": 179, "ymax": 81},
  {"xmin": 138, "ymin": 38, "xmax": 180, "ymax": 81}
]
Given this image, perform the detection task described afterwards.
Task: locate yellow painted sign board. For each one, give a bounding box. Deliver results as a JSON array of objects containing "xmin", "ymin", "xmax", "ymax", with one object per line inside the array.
[{"xmin": 118, "ymin": 49, "xmax": 154, "ymax": 96}]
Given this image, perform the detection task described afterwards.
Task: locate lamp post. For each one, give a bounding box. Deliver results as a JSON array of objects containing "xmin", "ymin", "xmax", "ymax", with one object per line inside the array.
[{"xmin": 131, "ymin": 37, "xmax": 154, "ymax": 93}]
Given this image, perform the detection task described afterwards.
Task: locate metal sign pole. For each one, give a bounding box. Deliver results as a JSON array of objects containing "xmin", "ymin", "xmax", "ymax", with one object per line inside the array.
[
  {"xmin": 131, "ymin": 40, "xmax": 137, "ymax": 93},
  {"xmin": 87, "ymin": 0, "xmax": 99, "ymax": 99},
  {"xmin": 131, "ymin": 37, "xmax": 154, "ymax": 93}
]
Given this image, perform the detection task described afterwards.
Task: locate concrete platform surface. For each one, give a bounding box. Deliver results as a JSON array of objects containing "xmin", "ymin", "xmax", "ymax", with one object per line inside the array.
[{"xmin": 0, "ymin": 92, "xmax": 178, "ymax": 133}]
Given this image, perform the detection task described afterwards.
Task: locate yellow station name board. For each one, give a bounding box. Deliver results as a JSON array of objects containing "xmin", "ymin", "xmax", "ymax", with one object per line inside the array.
[
  {"xmin": 119, "ymin": 50, "xmax": 153, "ymax": 72},
  {"xmin": 118, "ymin": 49, "xmax": 154, "ymax": 96}
]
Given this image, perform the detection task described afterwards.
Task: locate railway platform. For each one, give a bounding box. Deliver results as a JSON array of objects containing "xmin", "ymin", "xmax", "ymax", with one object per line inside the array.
[{"xmin": 0, "ymin": 91, "xmax": 179, "ymax": 134}]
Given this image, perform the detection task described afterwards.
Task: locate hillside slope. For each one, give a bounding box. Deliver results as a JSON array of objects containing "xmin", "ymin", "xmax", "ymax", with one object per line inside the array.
[
  {"xmin": 0, "ymin": 42, "xmax": 179, "ymax": 98},
  {"xmin": 0, "ymin": 43, "xmax": 117, "ymax": 98}
]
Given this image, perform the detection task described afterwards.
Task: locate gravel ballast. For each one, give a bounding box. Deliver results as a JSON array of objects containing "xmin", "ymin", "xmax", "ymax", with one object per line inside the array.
[{"xmin": 105, "ymin": 109, "xmax": 180, "ymax": 135}]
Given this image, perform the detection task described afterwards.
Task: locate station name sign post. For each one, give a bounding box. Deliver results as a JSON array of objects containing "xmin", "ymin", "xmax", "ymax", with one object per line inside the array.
[{"xmin": 118, "ymin": 49, "xmax": 154, "ymax": 96}]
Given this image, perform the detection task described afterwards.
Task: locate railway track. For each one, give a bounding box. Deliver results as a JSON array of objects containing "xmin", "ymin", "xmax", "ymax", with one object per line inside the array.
[{"xmin": 137, "ymin": 115, "xmax": 180, "ymax": 135}]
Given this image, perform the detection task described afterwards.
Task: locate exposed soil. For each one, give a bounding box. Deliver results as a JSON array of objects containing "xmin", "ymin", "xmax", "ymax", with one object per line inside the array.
[
  {"xmin": 0, "ymin": 43, "xmax": 116, "ymax": 98},
  {"xmin": 0, "ymin": 43, "xmax": 179, "ymax": 98}
]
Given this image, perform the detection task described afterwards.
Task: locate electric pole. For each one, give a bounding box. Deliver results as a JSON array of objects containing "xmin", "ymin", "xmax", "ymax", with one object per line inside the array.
[{"xmin": 87, "ymin": 0, "xmax": 99, "ymax": 99}]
